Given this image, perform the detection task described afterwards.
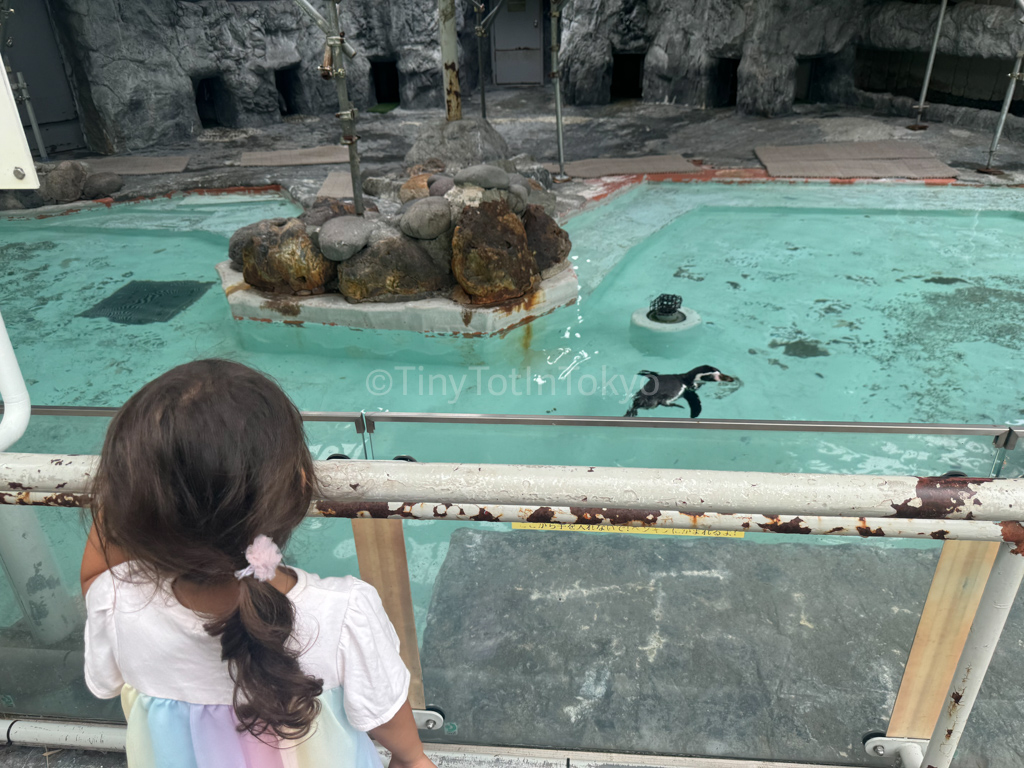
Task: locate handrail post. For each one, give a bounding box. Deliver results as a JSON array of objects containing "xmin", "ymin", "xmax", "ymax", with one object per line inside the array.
[{"xmin": 919, "ymin": 542, "xmax": 1024, "ymax": 768}]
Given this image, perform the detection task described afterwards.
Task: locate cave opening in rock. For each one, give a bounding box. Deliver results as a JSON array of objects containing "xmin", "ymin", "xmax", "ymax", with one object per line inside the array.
[
  {"xmin": 275, "ymin": 66, "xmax": 303, "ymax": 116},
  {"xmin": 854, "ymin": 47, "xmax": 1024, "ymax": 116},
  {"xmin": 795, "ymin": 57, "xmax": 825, "ymax": 104},
  {"xmin": 711, "ymin": 58, "xmax": 740, "ymax": 107},
  {"xmin": 610, "ymin": 53, "xmax": 645, "ymax": 101},
  {"xmin": 371, "ymin": 60, "xmax": 401, "ymax": 107},
  {"xmin": 193, "ymin": 76, "xmax": 230, "ymax": 128}
]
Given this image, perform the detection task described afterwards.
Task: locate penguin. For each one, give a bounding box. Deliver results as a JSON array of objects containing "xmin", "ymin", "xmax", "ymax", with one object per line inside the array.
[{"xmin": 624, "ymin": 366, "xmax": 734, "ymax": 418}]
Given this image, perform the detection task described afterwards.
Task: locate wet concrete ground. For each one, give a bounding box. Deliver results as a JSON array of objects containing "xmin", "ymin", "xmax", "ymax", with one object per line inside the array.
[{"xmin": 44, "ymin": 85, "xmax": 1024, "ymax": 213}]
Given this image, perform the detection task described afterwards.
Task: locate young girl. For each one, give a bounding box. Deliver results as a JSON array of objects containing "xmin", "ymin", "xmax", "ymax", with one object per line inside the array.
[{"xmin": 81, "ymin": 359, "xmax": 437, "ymax": 768}]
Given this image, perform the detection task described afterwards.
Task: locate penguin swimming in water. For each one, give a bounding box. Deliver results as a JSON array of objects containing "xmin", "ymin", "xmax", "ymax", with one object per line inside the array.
[{"xmin": 624, "ymin": 366, "xmax": 734, "ymax": 418}]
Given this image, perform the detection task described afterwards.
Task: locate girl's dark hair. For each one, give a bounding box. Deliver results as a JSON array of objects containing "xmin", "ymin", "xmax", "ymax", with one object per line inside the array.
[{"xmin": 92, "ymin": 359, "xmax": 322, "ymax": 740}]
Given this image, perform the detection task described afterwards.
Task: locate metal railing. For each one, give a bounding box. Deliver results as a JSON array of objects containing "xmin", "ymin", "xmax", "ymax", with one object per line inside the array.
[
  {"xmin": 3, "ymin": 403, "xmax": 1019, "ymax": 445},
  {"xmin": 2, "ymin": 450, "xmax": 1024, "ymax": 768}
]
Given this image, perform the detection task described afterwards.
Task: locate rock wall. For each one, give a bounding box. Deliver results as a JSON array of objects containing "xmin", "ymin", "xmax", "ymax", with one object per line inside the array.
[
  {"xmin": 559, "ymin": 0, "xmax": 866, "ymax": 116},
  {"xmin": 46, "ymin": 0, "xmax": 1024, "ymax": 152},
  {"xmin": 48, "ymin": 0, "xmax": 466, "ymax": 153}
]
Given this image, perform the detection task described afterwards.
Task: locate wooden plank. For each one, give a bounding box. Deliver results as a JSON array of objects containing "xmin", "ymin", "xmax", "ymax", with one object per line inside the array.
[
  {"xmin": 352, "ymin": 518, "xmax": 425, "ymax": 709},
  {"xmin": 887, "ymin": 540, "xmax": 1000, "ymax": 738}
]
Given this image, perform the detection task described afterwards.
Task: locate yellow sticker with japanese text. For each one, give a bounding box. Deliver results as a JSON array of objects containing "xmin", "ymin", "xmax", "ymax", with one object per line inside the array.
[{"xmin": 511, "ymin": 522, "xmax": 743, "ymax": 538}]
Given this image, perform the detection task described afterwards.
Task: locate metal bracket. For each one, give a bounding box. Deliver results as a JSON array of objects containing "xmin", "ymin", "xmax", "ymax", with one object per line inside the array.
[
  {"xmin": 335, "ymin": 108, "xmax": 357, "ymax": 122},
  {"xmin": 994, "ymin": 428, "xmax": 1018, "ymax": 450},
  {"xmin": 863, "ymin": 736, "xmax": 927, "ymax": 767},
  {"xmin": 412, "ymin": 708, "xmax": 444, "ymax": 732}
]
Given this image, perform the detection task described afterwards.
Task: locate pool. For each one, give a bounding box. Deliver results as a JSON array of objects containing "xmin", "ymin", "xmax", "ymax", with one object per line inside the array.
[{"xmin": 3, "ymin": 182, "xmax": 1024, "ymax": 765}]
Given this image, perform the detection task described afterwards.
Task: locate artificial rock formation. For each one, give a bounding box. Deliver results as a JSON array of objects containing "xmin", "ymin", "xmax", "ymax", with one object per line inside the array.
[
  {"xmin": 47, "ymin": 0, "xmax": 457, "ymax": 153},
  {"xmin": 451, "ymin": 200, "xmax": 539, "ymax": 305},
  {"xmin": 240, "ymin": 218, "xmax": 335, "ymax": 295},
  {"xmin": 338, "ymin": 236, "xmax": 453, "ymax": 302},
  {"xmin": 227, "ymin": 164, "xmax": 570, "ymax": 311}
]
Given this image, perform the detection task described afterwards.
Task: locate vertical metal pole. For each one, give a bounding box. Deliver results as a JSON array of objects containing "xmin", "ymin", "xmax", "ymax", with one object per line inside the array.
[
  {"xmin": 14, "ymin": 70, "xmax": 46, "ymax": 161},
  {"xmin": 550, "ymin": 1, "xmax": 568, "ymax": 181},
  {"xmin": 920, "ymin": 543, "xmax": 1024, "ymax": 768},
  {"xmin": 323, "ymin": 1, "xmax": 363, "ymax": 215},
  {"xmin": 440, "ymin": 0, "xmax": 462, "ymax": 121},
  {"xmin": 475, "ymin": 4, "xmax": 487, "ymax": 119},
  {"xmin": 914, "ymin": 0, "xmax": 949, "ymax": 126},
  {"xmin": 986, "ymin": 51, "xmax": 1024, "ymax": 168}
]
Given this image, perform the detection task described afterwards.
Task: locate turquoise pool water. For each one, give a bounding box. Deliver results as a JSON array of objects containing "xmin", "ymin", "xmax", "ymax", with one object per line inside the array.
[{"xmin": 3, "ymin": 183, "xmax": 1024, "ymax": 739}]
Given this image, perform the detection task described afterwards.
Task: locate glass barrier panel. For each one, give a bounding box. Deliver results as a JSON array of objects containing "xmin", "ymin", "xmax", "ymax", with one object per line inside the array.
[
  {"xmin": 0, "ymin": 505, "xmax": 119, "ymax": 721},
  {"xmin": 304, "ymin": 420, "xmax": 368, "ymax": 461},
  {"xmin": 368, "ymin": 421, "xmax": 1001, "ymax": 476},
  {"xmin": 407, "ymin": 518, "xmax": 942, "ymax": 763},
  {"xmin": 8, "ymin": 414, "xmax": 113, "ymax": 455},
  {"xmin": 996, "ymin": 444, "xmax": 1024, "ymax": 479}
]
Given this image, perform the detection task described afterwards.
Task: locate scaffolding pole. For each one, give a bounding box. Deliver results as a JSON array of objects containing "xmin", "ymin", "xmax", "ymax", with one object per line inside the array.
[
  {"xmin": 550, "ymin": 0, "xmax": 569, "ymax": 181},
  {"xmin": 290, "ymin": 0, "xmax": 364, "ymax": 214},
  {"xmin": 913, "ymin": 0, "xmax": 948, "ymax": 127}
]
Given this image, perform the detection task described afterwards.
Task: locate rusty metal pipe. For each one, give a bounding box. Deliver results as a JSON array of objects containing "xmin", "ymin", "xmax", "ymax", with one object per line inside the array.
[
  {"xmin": 440, "ymin": 0, "xmax": 462, "ymax": 121},
  {"xmin": 323, "ymin": 0, "xmax": 364, "ymax": 215},
  {"xmin": 920, "ymin": 542, "xmax": 1024, "ymax": 768},
  {"xmin": 7, "ymin": 455, "xmax": 1024, "ymax": 525}
]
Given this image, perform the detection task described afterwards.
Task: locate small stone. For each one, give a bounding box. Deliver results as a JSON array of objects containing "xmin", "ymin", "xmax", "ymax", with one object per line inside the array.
[
  {"xmin": 338, "ymin": 236, "xmax": 454, "ymax": 303},
  {"xmin": 451, "ymin": 199, "xmax": 538, "ymax": 305},
  {"xmin": 400, "ymin": 197, "xmax": 453, "ymax": 240},
  {"xmin": 427, "ymin": 174, "xmax": 449, "ymax": 186},
  {"xmin": 40, "ymin": 160, "xmax": 88, "ymax": 204},
  {"xmin": 429, "ymin": 176, "xmax": 455, "ymax": 197},
  {"xmin": 241, "ymin": 218, "xmax": 335, "ymax": 294},
  {"xmin": 81, "ymin": 172, "xmax": 124, "ymax": 199},
  {"xmin": 454, "ymin": 164, "xmax": 510, "ymax": 190},
  {"xmin": 319, "ymin": 215, "xmax": 377, "ymax": 262},
  {"xmin": 522, "ymin": 204, "xmax": 572, "ymax": 274},
  {"xmin": 526, "ymin": 185, "xmax": 558, "ymax": 217},
  {"xmin": 399, "ymin": 174, "xmax": 431, "ymax": 203}
]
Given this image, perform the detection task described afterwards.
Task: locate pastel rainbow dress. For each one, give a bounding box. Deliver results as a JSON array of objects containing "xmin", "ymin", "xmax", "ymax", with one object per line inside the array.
[{"xmin": 85, "ymin": 566, "xmax": 411, "ymax": 768}]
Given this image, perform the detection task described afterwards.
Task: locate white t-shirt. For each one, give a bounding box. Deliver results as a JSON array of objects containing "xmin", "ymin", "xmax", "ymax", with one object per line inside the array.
[{"xmin": 85, "ymin": 564, "xmax": 411, "ymax": 733}]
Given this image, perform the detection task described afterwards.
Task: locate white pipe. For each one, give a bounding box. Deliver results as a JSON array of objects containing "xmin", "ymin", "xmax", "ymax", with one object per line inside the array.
[
  {"xmin": 0, "ymin": 310, "xmax": 30, "ymax": 452},
  {"xmin": 0, "ymin": 719, "xmax": 127, "ymax": 751},
  {"xmin": 921, "ymin": 542, "xmax": 1024, "ymax": 768},
  {"xmin": 5, "ymin": 454, "xmax": 1024, "ymax": 523}
]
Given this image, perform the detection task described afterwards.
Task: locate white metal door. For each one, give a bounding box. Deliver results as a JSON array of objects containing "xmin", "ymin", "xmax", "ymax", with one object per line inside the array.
[{"xmin": 492, "ymin": 0, "xmax": 543, "ymax": 85}]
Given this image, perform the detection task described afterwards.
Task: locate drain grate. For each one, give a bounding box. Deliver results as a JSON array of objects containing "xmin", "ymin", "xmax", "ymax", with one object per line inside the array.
[{"xmin": 78, "ymin": 280, "xmax": 213, "ymax": 325}]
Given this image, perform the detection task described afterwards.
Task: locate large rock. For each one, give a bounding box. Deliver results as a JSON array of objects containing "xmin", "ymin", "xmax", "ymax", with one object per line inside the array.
[
  {"xmin": 405, "ymin": 117, "xmax": 511, "ymax": 173},
  {"xmin": 319, "ymin": 216, "xmax": 377, "ymax": 262},
  {"xmin": 241, "ymin": 218, "xmax": 335, "ymax": 294},
  {"xmin": 0, "ymin": 193, "xmax": 25, "ymax": 211},
  {"xmin": 454, "ymin": 164, "xmax": 510, "ymax": 190},
  {"xmin": 400, "ymin": 197, "xmax": 453, "ymax": 240},
  {"xmin": 39, "ymin": 161, "xmax": 88, "ymax": 203},
  {"xmin": 522, "ymin": 204, "xmax": 572, "ymax": 275},
  {"xmin": 338, "ymin": 236, "xmax": 454, "ymax": 303},
  {"xmin": 229, "ymin": 218, "xmax": 287, "ymax": 269},
  {"xmin": 451, "ymin": 200, "xmax": 538, "ymax": 305},
  {"xmin": 82, "ymin": 172, "xmax": 124, "ymax": 199}
]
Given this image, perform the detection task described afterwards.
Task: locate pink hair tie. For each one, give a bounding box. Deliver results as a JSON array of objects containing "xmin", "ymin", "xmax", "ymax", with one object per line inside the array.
[{"xmin": 234, "ymin": 535, "xmax": 283, "ymax": 582}]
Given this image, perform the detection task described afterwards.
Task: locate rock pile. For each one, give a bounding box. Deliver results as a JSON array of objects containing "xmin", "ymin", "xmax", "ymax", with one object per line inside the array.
[
  {"xmin": 0, "ymin": 160, "xmax": 125, "ymax": 211},
  {"xmin": 228, "ymin": 163, "xmax": 571, "ymax": 308}
]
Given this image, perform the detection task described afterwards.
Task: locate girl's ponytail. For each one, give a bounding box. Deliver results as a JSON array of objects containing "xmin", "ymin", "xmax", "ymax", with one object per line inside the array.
[{"xmin": 205, "ymin": 574, "xmax": 324, "ymax": 740}]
